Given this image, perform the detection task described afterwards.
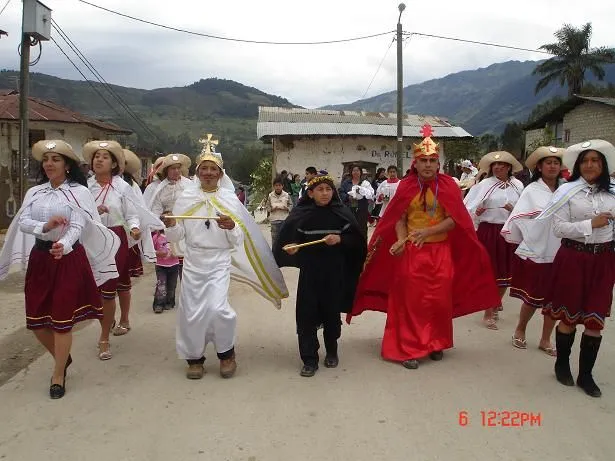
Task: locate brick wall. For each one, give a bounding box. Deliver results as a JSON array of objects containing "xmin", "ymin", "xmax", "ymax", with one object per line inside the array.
[
  {"xmin": 564, "ymin": 102, "xmax": 615, "ymax": 147},
  {"xmin": 524, "ymin": 129, "xmax": 545, "ymax": 152}
]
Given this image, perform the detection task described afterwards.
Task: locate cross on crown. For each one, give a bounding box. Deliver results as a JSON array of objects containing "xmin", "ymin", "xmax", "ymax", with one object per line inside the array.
[{"xmin": 199, "ymin": 134, "xmax": 219, "ymax": 154}]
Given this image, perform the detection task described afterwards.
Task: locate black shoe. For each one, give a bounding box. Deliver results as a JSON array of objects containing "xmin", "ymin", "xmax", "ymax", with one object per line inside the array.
[
  {"xmin": 554, "ymin": 328, "xmax": 576, "ymax": 386},
  {"xmin": 430, "ymin": 351, "xmax": 443, "ymax": 361},
  {"xmin": 153, "ymin": 305, "xmax": 164, "ymax": 314},
  {"xmin": 402, "ymin": 359, "xmax": 419, "ymax": 369},
  {"xmin": 324, "ymin": 355, "xmax": 339, "ymax": 368},
  {"xmin": 164, "ymin": 304, "xmax": 175, "ymax": 310},
  {"xmin": 49, "ymin": 380, "xmax": 65, "ymax": 399},
  {"xmin": 300, "ymin": 364, "xmax": 318, "ymax": 377},
  {"xmin": 577, "ymin": 334, "xmax": 602, "ymax": 398}
]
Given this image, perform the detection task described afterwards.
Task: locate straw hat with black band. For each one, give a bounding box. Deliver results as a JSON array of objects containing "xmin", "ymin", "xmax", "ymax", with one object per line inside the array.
[
  {"xmin": 123, "ymin": 148, "xmax": 142, "ymax": 179},
  {"xmin": 32, "ymin": 140, "xmax": 80, "ymax": 164},
  {"xmin": 82, "ymin": 140, "xmax": 126, "ymax": 169},
  {"xmin": 479, "ymin": 151, "xmax": 523, "ymax": 174},
  {"xmin": 525, "ymin": 146, "xmax": 565, "ymax": 172},
  {"xmin": 162, "ymin": 153, "xmax": 191, "ymax": 178}
]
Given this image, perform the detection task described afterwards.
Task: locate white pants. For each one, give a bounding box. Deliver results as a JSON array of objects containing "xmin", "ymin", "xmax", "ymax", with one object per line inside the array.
[{"xmin": 176, "ymin": 247, "xmax": 236, "ymax": 359}]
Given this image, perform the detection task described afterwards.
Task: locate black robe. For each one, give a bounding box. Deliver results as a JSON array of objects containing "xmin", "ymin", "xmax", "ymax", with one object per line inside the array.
[{"xmin": 274, "ymin": 196, "xmax": 366, "ymax": 329}]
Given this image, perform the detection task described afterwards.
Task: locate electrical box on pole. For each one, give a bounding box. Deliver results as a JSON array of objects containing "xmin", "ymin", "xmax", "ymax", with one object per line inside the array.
[{"xmin": 22, "ymin": 0, "xmax": 52, "ymax": 41}]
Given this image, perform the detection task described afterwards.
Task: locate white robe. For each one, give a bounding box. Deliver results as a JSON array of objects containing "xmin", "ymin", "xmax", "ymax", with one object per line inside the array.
[
  {"xmin": 375, "ymin": 180, "xmax": 400, "ymax": 217},
  {"xmin": 166, "ymin": 179, "xmax": 288, "ymax": 359},
  {"xmin": 0, "ymin": 182, "xmax": 120, "ymax": 286}
]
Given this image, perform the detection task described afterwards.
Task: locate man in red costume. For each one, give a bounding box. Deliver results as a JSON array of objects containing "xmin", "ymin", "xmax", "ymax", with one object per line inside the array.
[{"xmin": 348, "ymin": 124, "xmax": 501, "ymax": 369}]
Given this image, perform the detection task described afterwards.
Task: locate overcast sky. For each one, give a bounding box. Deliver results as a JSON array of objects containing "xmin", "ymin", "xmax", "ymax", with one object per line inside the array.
[{"xmin": 1, "ymin": 0, "xmax": 614, "ymax": 108}]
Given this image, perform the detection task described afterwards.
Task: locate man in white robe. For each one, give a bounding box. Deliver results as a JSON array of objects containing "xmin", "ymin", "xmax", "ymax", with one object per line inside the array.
[{"xmin": 163, "ymin": 147, "xmax": 288, "ymax": 379}]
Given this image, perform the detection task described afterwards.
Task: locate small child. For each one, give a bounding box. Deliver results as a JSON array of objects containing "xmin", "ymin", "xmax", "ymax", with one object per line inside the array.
[
  {"xmin": 266, "ymin": 176, "xmax": 293, "ymax": 249},
  {"xmin": 152, "ymin": 228, "xmax": 180, "ymax": 314},
  {"xmin": 274, "ymin": 173, "xmax": 366, "ymax": 377}
]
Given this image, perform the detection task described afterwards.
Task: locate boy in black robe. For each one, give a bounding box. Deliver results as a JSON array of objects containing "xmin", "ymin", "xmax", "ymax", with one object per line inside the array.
[{"xmin": 274, "ymin": 174, "xmax": 366, "ymax": 377}]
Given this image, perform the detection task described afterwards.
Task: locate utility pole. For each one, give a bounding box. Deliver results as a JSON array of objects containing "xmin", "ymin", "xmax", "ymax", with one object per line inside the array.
[
  {"xmin": 19, "ymin": 0, "xmax": 51, "ymax": 204},
  {"xmin": 18, "ymin": 28, "xmax": 31, "ymax": 204},
  {"xmin": 396, "ymin": 3, "xmax": 406, "ymax": 172}
]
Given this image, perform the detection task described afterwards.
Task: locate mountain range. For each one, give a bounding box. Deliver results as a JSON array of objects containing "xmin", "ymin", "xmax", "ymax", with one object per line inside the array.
[
  {"xmin": 2, "ymin": 59, "xmax": 615, "ymax": 157},
  {"xmin": 324, "ymin": 60, "xmax": 615, "ymax": 135}
]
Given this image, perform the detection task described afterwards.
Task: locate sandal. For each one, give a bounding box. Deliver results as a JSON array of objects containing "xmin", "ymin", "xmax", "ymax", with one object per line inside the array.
[
  {"xmin": 112, "ymin": 323, "xmax": 131, "ymax": 336},
  {"xmin": 484, "ymin": 318, "xmax": 498, "ymax": 330},
  {"xmin": 539, "ymin": 345, "xmax": 557, "ymax": 357},
  {"xmin": 512, "ymin": 336, "xmax": 527, "ymax": 349},
  {"xmin": 98, "ymin": 341, "xmax": 112, "ymax": 360}
]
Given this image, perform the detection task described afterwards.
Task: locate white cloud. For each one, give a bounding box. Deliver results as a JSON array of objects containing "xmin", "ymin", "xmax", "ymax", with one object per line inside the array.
[{"xmin": 0, "ymin": 0, "xmax": 614, "ymax": 107}]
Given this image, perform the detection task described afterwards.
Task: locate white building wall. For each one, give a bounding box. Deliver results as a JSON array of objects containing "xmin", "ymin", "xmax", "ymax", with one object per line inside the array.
[{"xmin": 273, "ymin": 135, "xmax": 447, "ymax": 183}]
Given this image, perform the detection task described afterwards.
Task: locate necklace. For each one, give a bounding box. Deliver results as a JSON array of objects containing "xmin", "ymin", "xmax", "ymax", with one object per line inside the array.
[{"xmin": 201, "ymin": 186, "xmax": 219, "ymax": 193}]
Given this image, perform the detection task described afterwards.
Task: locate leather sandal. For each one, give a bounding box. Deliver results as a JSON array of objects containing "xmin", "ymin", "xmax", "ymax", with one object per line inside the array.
[{"xmin": 112, "ymin": 323, "xmax": 131, "ymax": 336}]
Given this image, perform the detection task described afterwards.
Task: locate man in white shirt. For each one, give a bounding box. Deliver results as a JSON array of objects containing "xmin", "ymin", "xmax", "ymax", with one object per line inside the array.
[{"xmin": 375, "ymin": 165, "xmax": 401, "ymax": 218}]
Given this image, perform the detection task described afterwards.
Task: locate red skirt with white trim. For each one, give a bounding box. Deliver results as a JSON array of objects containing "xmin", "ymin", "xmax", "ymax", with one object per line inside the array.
[
  {"xmin": 543, "ymin": 241, "xmax": 615, "ymax": 331},
  {"xmin": 25, "ymin": 243, "xmax": 102, "ymax": 332},
  {"xmin": 509, "ymin": 255, "xmax": 553, "ymax": 308},
  {"xmin": 128, "ymin": 245, "xmax": 144, "ymax": 277},
  {"xmin": 476, "ymin": 222, "xmax": 515, "ymax": 287},
  {"xmin": 99, "ymin": 226, "xmax": 131, "ymax": 299}
]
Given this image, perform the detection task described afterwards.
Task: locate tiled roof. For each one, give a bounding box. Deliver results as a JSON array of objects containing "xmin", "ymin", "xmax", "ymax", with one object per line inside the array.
[
  {"xmin": 0, "ymin": 93, "xmax": 131, "ymax": 134},
  {"xmin": 257, "ymin": 106, "xmax": 472, "ymax": 138}
]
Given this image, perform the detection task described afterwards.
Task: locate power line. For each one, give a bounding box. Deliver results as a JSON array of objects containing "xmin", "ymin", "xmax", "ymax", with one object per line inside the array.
[
  {"xmin": 76, "ymin": 0, "xmax": 394, "ymax": 45},
  {"xmin": 50, "ymin": 20, "xmax": 160, "ymax": 141},
  {"xmin": 403, "ymin": 31, "xmax": 552, "ymax": 55},
  {"xmin": 49, "ymin": 35, "xmax": 155, "ymax": 140},
  {"xmin": 0, "ymin": 0, "xmax": 12, "ymax": 17},
  {"xmin": 360, "ymin": 35, "xmax": 395, "ymax": 100}
]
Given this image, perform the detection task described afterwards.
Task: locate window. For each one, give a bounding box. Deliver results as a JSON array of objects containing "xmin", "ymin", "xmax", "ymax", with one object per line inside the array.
[{"xmin": 564, "ymin": 129, "xmax": 571, "ymax": 143}]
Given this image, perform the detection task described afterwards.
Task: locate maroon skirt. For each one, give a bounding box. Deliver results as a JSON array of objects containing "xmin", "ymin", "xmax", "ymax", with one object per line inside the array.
[
  {"xmin": 509, "ymin": 256, "xmax": 553, "ymax": 308},
  {"xmin": 25, "ymin": 243, "xmax": 102, "ymax": 332},
  {"xmin": 543, "ymin": 240, "xmax": 615, "ymax": 331},
  {"xmin": 128, "ymin": 245, "xmax": 144, "ymax": 277},
  {"xmin": 100, "ymin": 226, "xmax": 131, "ymax": 299},
  {"xmin": 476, "ymin": 222, "xmax": 515, "ymax": 287}
]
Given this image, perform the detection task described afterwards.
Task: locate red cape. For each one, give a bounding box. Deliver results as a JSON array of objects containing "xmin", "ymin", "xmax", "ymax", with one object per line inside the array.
[{"xmin": 347, "ymin": 172, "xmax": 501, "ymax": 323}]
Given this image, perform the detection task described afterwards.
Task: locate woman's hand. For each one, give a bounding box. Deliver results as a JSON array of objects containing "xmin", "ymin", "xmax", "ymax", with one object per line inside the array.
[
  {"xmin": 50, "ymin": 242, "xmax": 64, "ymax": 260},
  {"xmin": 43, "ymin": 216, "xmax": 68, "ymax": 233},
  {"xmin": 97, "ymin": 205, "xmax": 109, "ymax": 215},
  {"xmin": 217, "ymin": 214, "xmax": 235, "ymax": 230},
  {"xmin": 475, "ymin": 207, "xmax": 486, "ymax": 216},
  {"xmin": 591, "ymin": 212, "xmax": 613, "ymax": 228},
  {"xmin": 130, "ymin": 228, "xmax": 142, "ymax": 240},
  {"xmin": 389, "ymin": 239, "xmax": 407, "ymax": 256},
  {"xmin": 503, "ymin": 203, "xmax": 514, "ymax": 212}
]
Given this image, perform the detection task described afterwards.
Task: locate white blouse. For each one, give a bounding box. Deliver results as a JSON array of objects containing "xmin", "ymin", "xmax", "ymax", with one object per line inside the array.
[
  {"xmin": 88, "ymin": 176, "xmax": 140, "ymax": 230},
  {"xmin": 553, "ymin": 185, "xmax": 615, "ymax": 244},
  {"xmin": 151, "ymin": 180, "xmax": 189, "ymax": 216},
  {"xmin": 18, "ymin": 182, "xmax": 86, "ymax": 254},
  {"xmin": 474, "ymin": 178, "xmax": 524, "ymax": 224}
]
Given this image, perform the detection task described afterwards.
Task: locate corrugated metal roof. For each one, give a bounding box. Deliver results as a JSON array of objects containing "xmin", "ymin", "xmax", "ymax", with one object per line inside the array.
[
  {"xmin": 0, "ymin": 93, "xmax": 132, "ymax": 134},
  {"xmin": 257, "ymin": 122, "xmax": 471, "ymax": 138},
  {"xmin": 577, "ymin": 96, "xmax": 615, "ymax": 107},
  {"xmin": 257, "ymin": 106, "xmax": 472, "ymax": 138}
]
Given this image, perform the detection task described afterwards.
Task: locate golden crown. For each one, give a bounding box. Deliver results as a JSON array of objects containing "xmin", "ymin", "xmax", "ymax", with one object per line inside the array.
[
  {"xmin": 197, "ymin": 133, "xmax": 222, "ymax": 168},
  {"xmin": 412, "ymin": 124, "xmax": 440, "ymax": 158},
  {"xmin": 307, "ymin": 174, "xmax": 335, "ymax": 189}
]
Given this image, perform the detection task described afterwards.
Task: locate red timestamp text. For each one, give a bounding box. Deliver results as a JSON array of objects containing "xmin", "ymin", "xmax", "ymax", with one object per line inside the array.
[{"xmin": 458, "ymin": 410, "xmax": 542, "ymax": 427}]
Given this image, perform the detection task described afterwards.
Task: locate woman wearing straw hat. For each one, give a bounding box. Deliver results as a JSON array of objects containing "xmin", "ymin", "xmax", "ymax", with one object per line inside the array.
[
  {"xmin": 501, "ymin": 146, "xmax": 565, "ymax": 356},
  {"xmin": 83, "ymin": 140, "xmax": 163, "ymax": 360},
  {"xmin": 537, "ymin": 139, "xmax": 615, "ymax": 398},
  {"xmin": 464, "ymin": 151, "xmax": 524, "ymax": 330},
  {"xmin": 0, "ymin": 140, "xmax": 120, "ymax": 398}
]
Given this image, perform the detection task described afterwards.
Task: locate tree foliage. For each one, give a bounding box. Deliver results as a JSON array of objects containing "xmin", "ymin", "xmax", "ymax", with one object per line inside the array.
[{"xmin": 533, "ymin": 23, "xmax": 615, "ymax": 96}]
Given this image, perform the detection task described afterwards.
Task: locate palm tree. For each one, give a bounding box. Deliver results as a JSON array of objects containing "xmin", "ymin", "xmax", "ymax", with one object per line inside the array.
[{"xmin": 533, "ymin": 23, "xmax": 615, "ymax": 96}]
